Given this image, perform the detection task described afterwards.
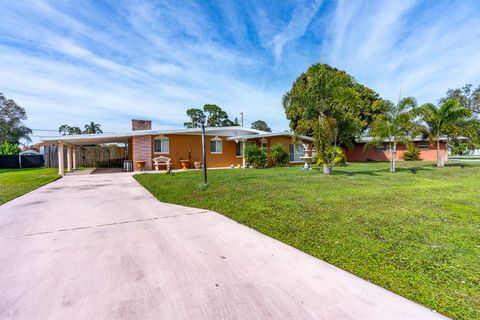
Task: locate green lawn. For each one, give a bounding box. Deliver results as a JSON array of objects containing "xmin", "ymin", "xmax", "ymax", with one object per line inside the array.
[
  {"xmin": 0, "ymin": 168, "xmax": 60, "ymax": 205},
  {"xmin": 135, "ymin": 161, "xmax": 480, "ymax": 320}
]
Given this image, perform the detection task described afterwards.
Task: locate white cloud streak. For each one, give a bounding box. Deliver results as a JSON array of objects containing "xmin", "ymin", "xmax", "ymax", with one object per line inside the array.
[{"xmin": 0, "ymin": 0, "xmax": 479, "ymax": 144}]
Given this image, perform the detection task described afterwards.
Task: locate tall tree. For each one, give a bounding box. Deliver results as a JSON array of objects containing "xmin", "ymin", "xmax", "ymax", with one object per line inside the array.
[
  {"xmin": 59, "ymin": 124, "xmax": 86, "ymax": 135},
  {"xmin": 283, "ymin": 63, "xmax": 371, "ymax": 175},
  {"xmin": 251, "ymin": 120, "xmax": 272, "ymax": 132},
  {"xmin": 365, "ymin": 97, "xmax": 419, "ymax": 172},
  {"xmin": 83, "ymin": 121, "xmax": 102, "ymax": 134},
  {"xmin": 59, "ymin": 124, "xmax": 71, "ymax": 135},
  {"xmin": 69, "ymin": 126, "xmax": 83, "ymax": 135},
  {"xmin": 184, "ymin": 108, "xmax": 204, "ymax": 128},
  {"xmin": 183, "ymin": 105, "xmax": 238, "ymax": 128},
  {"xmin": 418, "ymin": 99, "xmax": 472, "ymax": 167},
  {"xmin": 440, "ymin": 84, "xmax": 480, "ymax": 115},
  {"xmin": 204, "ymin": 104, "xmax": 236, "ymax": 127},
  {"xmin": 0, "ymin": 93, "xmax": 32, "ymax": 144}
]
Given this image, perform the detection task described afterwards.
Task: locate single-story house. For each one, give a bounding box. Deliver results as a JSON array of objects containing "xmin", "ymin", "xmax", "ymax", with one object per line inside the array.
[
  {"xmin": 345, "ymin": 136, "xmax": 448, "ymax": 162},
  {"xmin": 40, "ymin": 119, "xmax": 449, "ymax": 175},
  {"xmin": 40, "ymin": 119, "xmax": 313, "ymax": 174}
]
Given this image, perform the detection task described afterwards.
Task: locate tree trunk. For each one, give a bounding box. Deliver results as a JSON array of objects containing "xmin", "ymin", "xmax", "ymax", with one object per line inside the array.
[
  {"xmin": 436, "ymin": 140, "xmax": 444, "ymax": 167},
  {"xmin": 392, "ymin": 142, "xmax": 397, "ymax": 172},
  {"xmin": 388, "ymin": 142, "xmax": 394, "ymax": 173},
  {"xmin": 444, "ymin": 138, "xmax": 449, "ymax": 164},
  {"xmin": 323, "ymin": 162, "xmax": 331, "ymax": 175}
]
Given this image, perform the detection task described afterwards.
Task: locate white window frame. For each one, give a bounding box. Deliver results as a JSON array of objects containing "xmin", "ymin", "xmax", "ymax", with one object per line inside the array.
[
  {"xmin": 235, "ymin": 141, "xmax": 243, "ymax": 157},
  {"xmin": 153, "ymin": 135, "xmax": 169, "ymax": 154},
  {"xmin": 260, "ymin": 138, "xmax": 268, "ymax": 151},
  {"xmin": 289, "ymin": 143, "xmax": 304, "ymax": 162},
  {"xmin": 417, "ymin": 142, "xmax": 429, "ymax": 149},
  {"xmin": 375, "ymin": 144, "xmax": 385, "ymax": 154},
  {"xmin": 210, "ymin": 136, "xmax": 223, "ymax": 154}
]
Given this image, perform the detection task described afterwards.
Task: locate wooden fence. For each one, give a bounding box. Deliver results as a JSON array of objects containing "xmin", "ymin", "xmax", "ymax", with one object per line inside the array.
[{"xmin": 43, "ymin": 145, "xmax": 127, "ymax": 168}]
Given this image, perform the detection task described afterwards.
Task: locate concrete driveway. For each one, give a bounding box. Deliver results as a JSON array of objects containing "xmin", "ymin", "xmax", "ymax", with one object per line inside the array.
[{"xmin": 0, "ymin": 170, "xmax": 447, "ymax": 320}]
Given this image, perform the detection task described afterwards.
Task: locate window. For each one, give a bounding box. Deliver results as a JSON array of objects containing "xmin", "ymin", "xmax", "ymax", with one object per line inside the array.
[
  {"xmin": 210, "ymin": 137, "xmax": 222, "ymax": 154},
  {"xmin": 153, "ymin": 136, "xmax": 169, "ymax": 153},
  {"xmin": 375, "ymin": 145, "xmax": 385, "ymax": 154},
  {"xmin": 261, "ymin": 139, "xmax": 268, "ymax": 150},
  {"xmin": 235, "ymin": 142, "xmax": 243, "ymax": 156},
  {"xmin": 289, "ymin": 143, "xmax": 304, "ymax": 162},
  {"xmin": 417, "ymin": 142, "xmax": 429, "ymax": 149}
]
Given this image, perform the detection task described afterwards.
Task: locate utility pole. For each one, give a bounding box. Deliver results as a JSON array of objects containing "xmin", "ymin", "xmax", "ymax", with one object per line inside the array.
[
  {"xmin": 199, "ymin": 114, "xmax": 207, "ymax": 185},
  {"xmin": 240, "ymin": 112, "xmax": 244, "ymax": 127}
]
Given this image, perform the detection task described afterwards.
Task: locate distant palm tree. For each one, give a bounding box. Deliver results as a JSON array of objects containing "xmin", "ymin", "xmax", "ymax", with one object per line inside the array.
[
  {"xmin": 83, "ymin": 122, "xmax": 102, "ymax": 134},
  {"xmin": 58, "ymin": 124, "xmax": 71, "ymax": 135},
  {"xmin": 68, "ymin": 126, "xmax": 82, "ymax": 135},
  {"xmin": 366, "ymin": 97, "xmax": 419, "ymax": 172},
  {"xmin": 418, "ymin": 99, "xmax": 472, "ymax": 167}
]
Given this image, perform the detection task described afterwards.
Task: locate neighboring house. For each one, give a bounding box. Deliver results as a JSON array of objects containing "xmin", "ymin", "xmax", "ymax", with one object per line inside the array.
[
  {"xmin": 40, "ymin": 119, "xmax": 313, "ymax": 174},
  {"xmin": 19, "ymin": 148, "xmax": 40, "ymax": 155},
  {"xmin": 345, "ymin": 136, "xmax": 448, "ymax": 162}
]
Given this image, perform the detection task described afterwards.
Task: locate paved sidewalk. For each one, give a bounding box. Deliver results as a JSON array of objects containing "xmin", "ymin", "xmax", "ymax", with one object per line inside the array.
[{"xmin": 0, "ymin": 171, "xmax": 448, "ymax": 319}]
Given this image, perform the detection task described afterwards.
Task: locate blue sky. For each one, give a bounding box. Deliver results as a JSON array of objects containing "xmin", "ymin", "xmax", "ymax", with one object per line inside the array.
[{"xmin": 0, "ymin": 0, "xmax": 479, "ymax": 142}]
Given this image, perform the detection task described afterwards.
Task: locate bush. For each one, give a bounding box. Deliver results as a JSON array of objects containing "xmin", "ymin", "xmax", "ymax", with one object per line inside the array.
[
  {"xmin": 314, "ymin": 148, "xmax": 346, "ymax": 167},
  {"xmin": 0, "ymin": 141, "xmax": 21, "ymax": 155},
  {"xmin": 270, "ymin": 144, "xmax": 289, "ymax": 166},
  {"xmin": 244, "ymin": 144, "xmax": 267, "ymax": 168},
  {"xmin": 401, "ymin": 142, "xmax": 421, "ymax": 161}
]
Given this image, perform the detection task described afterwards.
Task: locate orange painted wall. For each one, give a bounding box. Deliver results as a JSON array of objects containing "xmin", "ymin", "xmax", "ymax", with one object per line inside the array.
[
  {"xmin": 269, "ymin": 136, "xmax": 311, "ymax": 165},
  {"xmin": 149, "ymin": 134, "xmax": 243, "ymax": 169},
  {"xmin": 345, "ymin": 141, "xmax": 448, "ymax": 161}
]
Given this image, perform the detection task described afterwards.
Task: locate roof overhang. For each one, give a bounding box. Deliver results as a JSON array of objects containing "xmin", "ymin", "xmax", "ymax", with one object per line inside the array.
[
  {"xmin": 358, "ymin": 135, "xmax": 450, "ymax": 143},
  {"xmin": 226, "ymin": 132, "xmax": 314, "ymax": 142},
  {"xmin": 40, "ymin": 126, "xmax": 267, "ymax": 145}
]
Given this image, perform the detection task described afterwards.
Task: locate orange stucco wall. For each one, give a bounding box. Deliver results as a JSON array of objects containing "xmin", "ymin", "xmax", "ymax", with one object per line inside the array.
[
  {"xmin": 345, "ymin": 141, "xmax": 448, "ymax": 161},
  {"xmin": 133, "ymin": 134, "xmax": 309, "ymax": 169},
  {"xmin": 149, "ymin": 134, "xmax": 243, "ymax": 169},
  {"xmin": 269, "ymin": 136, "xmax": 310, "ymax": 165}
]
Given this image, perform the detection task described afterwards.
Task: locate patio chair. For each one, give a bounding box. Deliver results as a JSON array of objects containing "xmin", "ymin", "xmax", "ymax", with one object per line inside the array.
[{"xmin": 153, "ymin": 156, "xmax": 172, "ymax": 173}]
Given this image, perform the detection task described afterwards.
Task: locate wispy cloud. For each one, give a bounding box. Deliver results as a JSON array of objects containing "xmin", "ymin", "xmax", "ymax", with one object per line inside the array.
[
  {"xmin": 0, "ymin": 0, "xmax": 479, "ymax": 143},
  {"xmin": 272, "ymin": 0, "xmax": 323, "ymax": 60}
]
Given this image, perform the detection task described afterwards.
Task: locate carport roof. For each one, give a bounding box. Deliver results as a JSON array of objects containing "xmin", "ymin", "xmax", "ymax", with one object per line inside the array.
[{"xmin": 40, "ymin": 126, "xmax": 265, "ymax": 145}]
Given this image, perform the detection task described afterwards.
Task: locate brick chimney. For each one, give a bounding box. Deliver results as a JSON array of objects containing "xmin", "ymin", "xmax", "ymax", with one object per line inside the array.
[{"xmin": 131, "ymin": 119, "xmax": 152, "ymax": 131}]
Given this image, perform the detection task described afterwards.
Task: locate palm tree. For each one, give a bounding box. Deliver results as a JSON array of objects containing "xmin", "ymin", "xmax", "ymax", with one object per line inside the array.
[
  {"xmin": 58, "ymin": 124, "xmax": 71, "ymax": 135},
  {"xmin": 83, "ymin": 122, "xmax": 102, "ymax": 134},
  {"xmin": 366, "ymin": 97, "xmax": 418, "ymax": 172},
  {"xmin": 418, "ymin": 99, "xmax": 472, "ymax": 167},
  {"xmin": 68, "ymin": 126, "xmax": 82, "ymax": 135}
]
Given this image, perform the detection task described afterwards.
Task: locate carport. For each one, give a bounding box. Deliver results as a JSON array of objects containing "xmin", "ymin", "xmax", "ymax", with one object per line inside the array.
[{"xmin": 40, "ymin": 133, "xmax": 134, "ymax": 175}]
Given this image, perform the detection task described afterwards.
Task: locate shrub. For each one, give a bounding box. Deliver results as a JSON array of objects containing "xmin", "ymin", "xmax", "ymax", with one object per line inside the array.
[
  {"xmin": 244, "ymin": 144, "xmax": 267, "ymax": 168},
  {"xmin": 401, "ymin": 142, "xmax": 421, "ymax": 161},
  {"xmin": 0, "ymin": 141, "xmax": 21, "ymax": 155},
  {"xmin": 314, "ymin": 148, "xmax": 346, "ymax": 166},
  {"xmin": 270, "ymin": 143, "xmax": 289, "ymax": 166}
]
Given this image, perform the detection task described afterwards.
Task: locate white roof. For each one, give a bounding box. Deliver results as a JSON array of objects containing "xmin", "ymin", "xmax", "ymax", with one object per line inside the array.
[
  {"xmin": 226, "ymin": 132, "xmax": 314, "ymax": 142},
  {"xmin": 39, "ymin": 126, "xmax": 266, "ymax": 145},
  {"xmin": 358, "ymin": 135, "xmax": 448, "ymax": 143}
]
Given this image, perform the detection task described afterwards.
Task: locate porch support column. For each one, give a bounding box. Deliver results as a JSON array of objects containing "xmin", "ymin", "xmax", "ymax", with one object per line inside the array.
[
  {"xmin": 242, "ymin": 139, "xmax": 246, "ymax": 168},
  {"xmin": 67, "ymin": 144, "xmax": 73, "ymax": 172},
  {"xmin": 58, "ymin": 142, "xmax": 65, "ymax": 175},
  {"xmin": 72, "ymin": 147, "xmax": 77, "ymax": 170}
]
